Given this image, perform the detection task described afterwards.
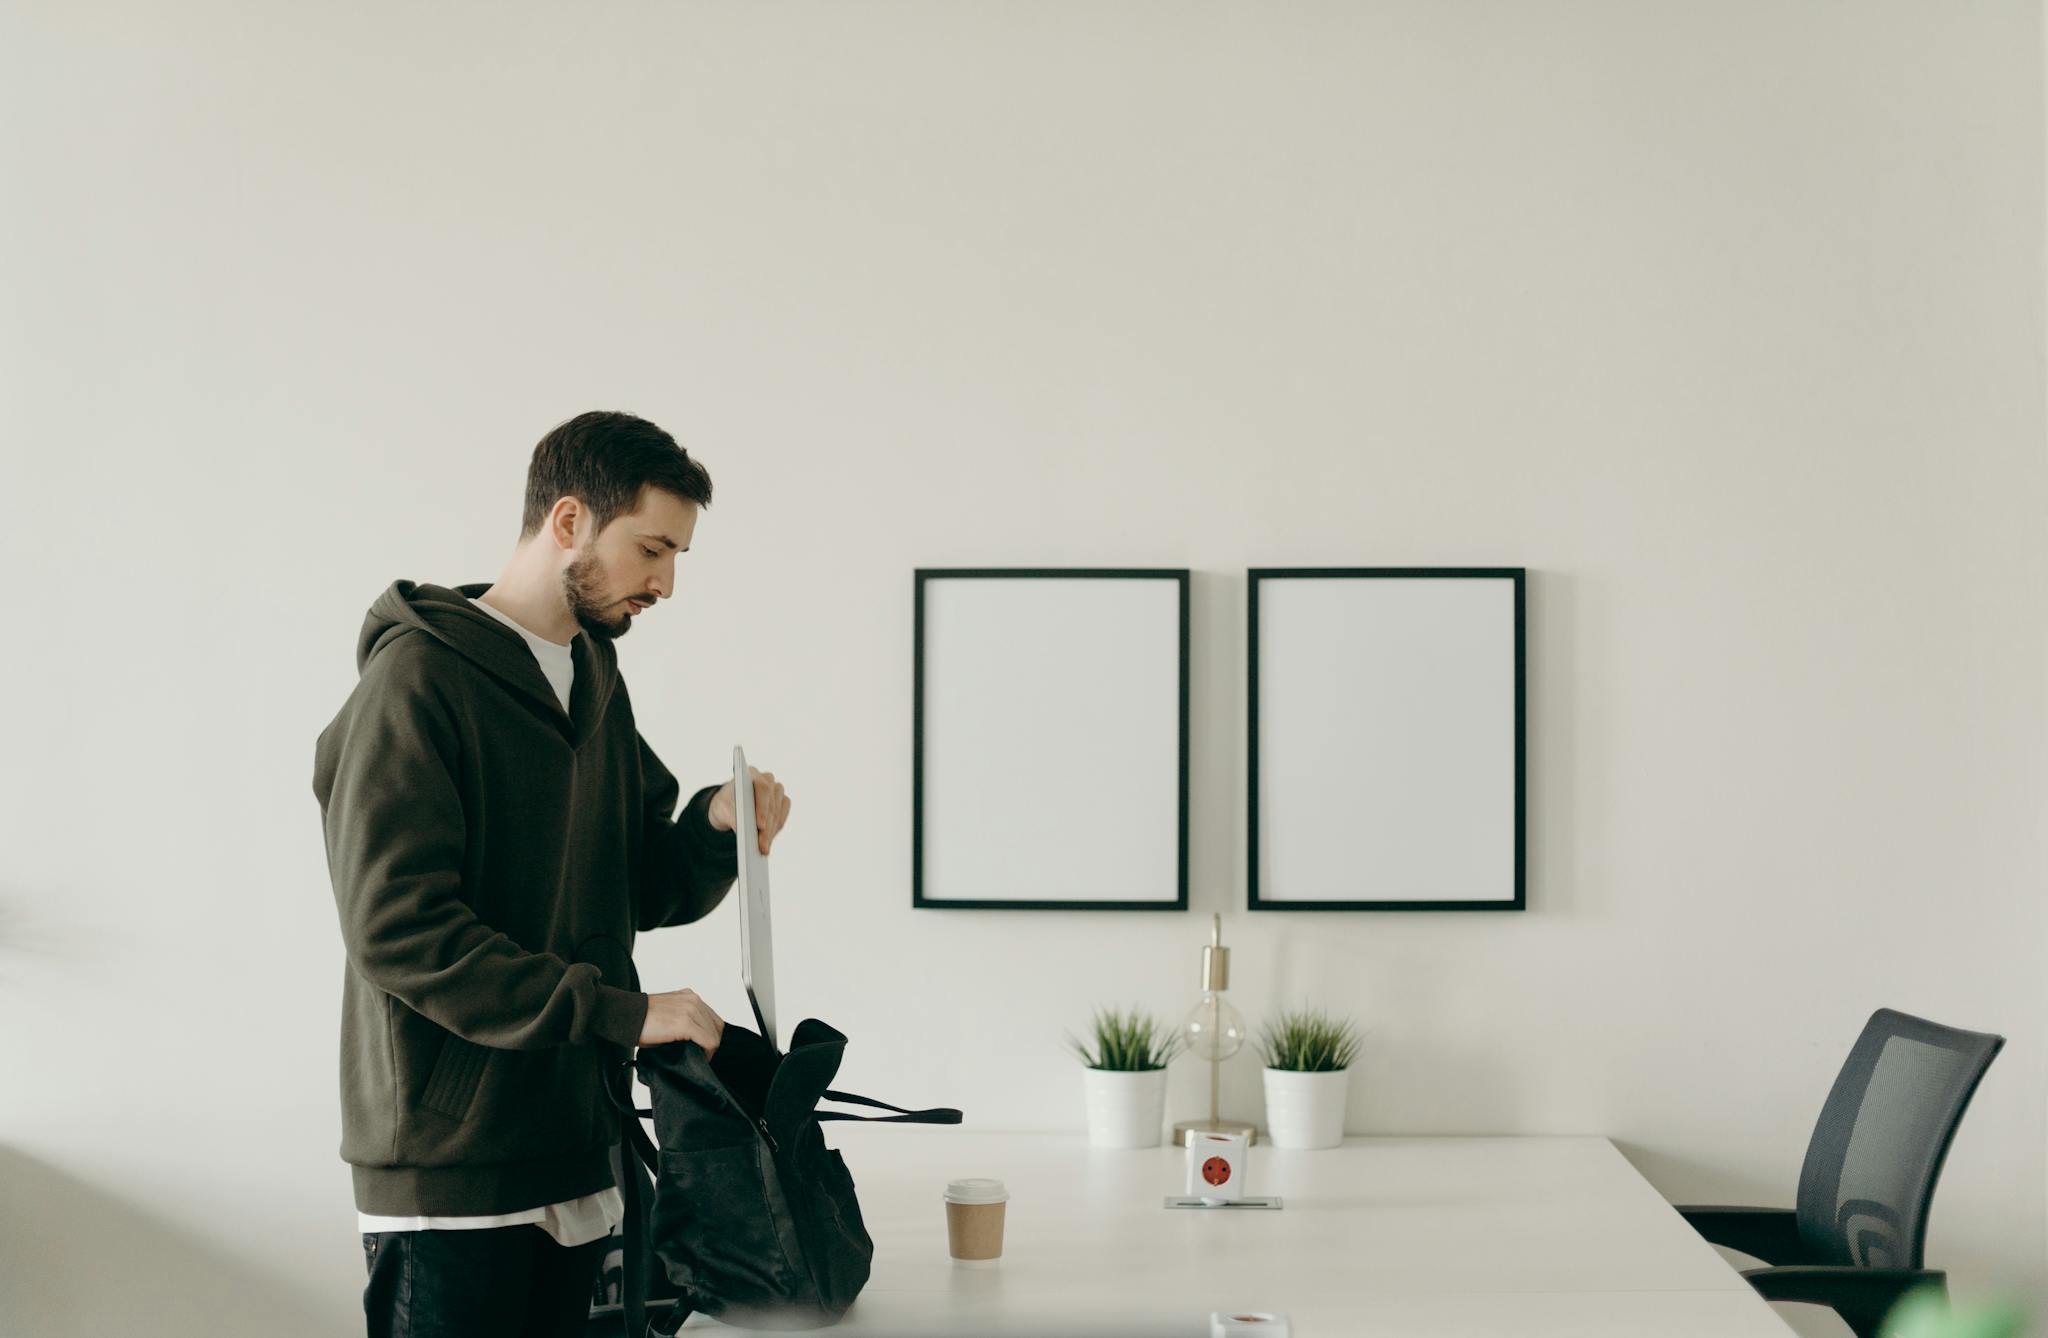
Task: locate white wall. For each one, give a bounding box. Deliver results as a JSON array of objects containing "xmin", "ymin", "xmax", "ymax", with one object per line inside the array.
[{"xmin": 3, "ymin": 3, "xmax": 2042, "ymax": 1335}]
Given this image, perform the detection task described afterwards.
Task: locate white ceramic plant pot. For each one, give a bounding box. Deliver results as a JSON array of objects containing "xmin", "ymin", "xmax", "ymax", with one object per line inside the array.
[
  {"xmin": 1081, "ymin": 1067, "xmax": 1168, "ymax": 1148},
  {"xmin": 1263, "ymin": 1068, "xmax": 1349, "ymax": 1149}
]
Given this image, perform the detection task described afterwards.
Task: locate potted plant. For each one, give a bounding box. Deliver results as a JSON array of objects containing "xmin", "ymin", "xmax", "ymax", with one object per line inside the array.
[
  {"xmin": 1257, "ymin": 1008, "xmax": 1361, "ymax": 1149},
  {"xmin": 1066, "ymin": 1006, "xmax": 1181, "ymax": 1148}
]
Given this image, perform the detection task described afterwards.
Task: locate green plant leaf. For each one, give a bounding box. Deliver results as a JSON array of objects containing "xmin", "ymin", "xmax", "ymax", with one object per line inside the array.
[
  {"xmin": 1879, "ymin": 1286, "xmax": 2027, "ymax": 1338},
  {"xmin": 1256, "ymin": 1007, "xmax": 1362, "ymax": 1072},
  {"xmin": 1068, "ymin": 1005, "xmax": 1182, "ymax": 1071}
]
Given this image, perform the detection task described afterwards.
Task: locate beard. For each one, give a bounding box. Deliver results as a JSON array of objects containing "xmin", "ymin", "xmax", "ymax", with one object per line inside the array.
[{"xmin": 561, "ymin": 547, "xmax": 634, "ymax": 642}]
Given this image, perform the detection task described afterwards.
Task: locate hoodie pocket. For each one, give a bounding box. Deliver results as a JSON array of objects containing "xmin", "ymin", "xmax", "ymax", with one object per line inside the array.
[{"xmin": 419, "ymin": 1033, "xmax": 490, "ymax": 1121}]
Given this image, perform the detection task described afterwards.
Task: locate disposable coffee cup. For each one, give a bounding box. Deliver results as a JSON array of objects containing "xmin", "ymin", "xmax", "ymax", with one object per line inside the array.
[{"xmin": 943, "ymin": 1177, "xmax": 1008, "ymax": 1266}]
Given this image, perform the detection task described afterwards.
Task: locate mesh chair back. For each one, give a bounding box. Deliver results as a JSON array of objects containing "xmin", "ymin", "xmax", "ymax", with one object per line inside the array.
[{"xmin": 1795, "ymin": 1008, "xmax": 2002, "ymax": 1269}]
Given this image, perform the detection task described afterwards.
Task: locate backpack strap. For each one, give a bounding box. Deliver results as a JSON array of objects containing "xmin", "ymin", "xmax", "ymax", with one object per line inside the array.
[
  {"xmin": 816, "ymin": 1089, "xmax": 964, "ymax": 1125},
  {"xmin": 593, "ymin": 951, "xmax": 695, "ymax": 1337},
  {"xmin": 603, "ymin": 1055, "xmax": 695, "ymax": 1338}
]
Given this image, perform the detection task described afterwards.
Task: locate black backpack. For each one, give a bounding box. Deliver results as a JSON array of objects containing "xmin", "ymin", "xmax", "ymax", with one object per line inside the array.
[{"xmin": 591, "ymin": 1018, "xmax": 962, "ymax": 1336}]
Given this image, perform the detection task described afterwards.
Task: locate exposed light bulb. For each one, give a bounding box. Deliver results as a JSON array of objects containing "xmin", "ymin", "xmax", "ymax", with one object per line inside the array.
[
  {"xmin": 1181, "ymin": 989, "xmax": 1246, "ymax": 1064},
  {"xmin": 1172, "ymin": 913, "xmax": 1259, "ymax": 1147}
]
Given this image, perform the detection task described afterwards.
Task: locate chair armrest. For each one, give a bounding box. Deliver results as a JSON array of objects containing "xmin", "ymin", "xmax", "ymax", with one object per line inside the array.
[
  {"xmin": 1676, "ymin": 1206, "xmax": 1808, "ymax": 1264},
  {"xmin": 1743, "ymin": 1266, "xmax": 1945, "ymax": 1337}
]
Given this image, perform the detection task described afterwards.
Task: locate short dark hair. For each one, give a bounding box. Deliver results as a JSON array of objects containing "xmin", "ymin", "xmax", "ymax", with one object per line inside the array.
[{"xmin": 519, "ymin": 410, "xmax": 713, "ymax": 542}]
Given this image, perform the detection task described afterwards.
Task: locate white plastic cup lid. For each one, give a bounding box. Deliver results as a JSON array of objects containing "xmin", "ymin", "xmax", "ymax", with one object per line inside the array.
[{"xmin": 943, "ymin": 1177, "xmax": 1009, "ymax": 1204}]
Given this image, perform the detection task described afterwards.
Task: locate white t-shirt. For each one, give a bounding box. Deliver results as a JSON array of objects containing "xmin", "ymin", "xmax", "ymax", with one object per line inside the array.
[
  {"xmin": 354, "ymin": 594, "xmax": 623, "ymax": 1248},
  {"xmin": 472, "ymin": 592, "xmax": 576, "ymax": 716}
]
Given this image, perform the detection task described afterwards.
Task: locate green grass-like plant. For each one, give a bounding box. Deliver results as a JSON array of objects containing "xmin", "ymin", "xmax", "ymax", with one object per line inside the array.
[
  {"xmin": 1257, "ymin": 1008, "xmax": 1362, "ymax": 1072},
  {"xmin": 1065, "ymin": 1006, "xmax": 1181, "ymax": 1071},
  {"xmin": 1880, "ymin": 1286, "xmax": 2026, "ymax": 1338}
]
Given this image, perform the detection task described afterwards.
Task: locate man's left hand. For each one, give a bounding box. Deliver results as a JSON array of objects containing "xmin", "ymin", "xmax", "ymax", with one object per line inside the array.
[{"xmin": 708, "ymin": 766, "xmax": 792, "ymax": 856}]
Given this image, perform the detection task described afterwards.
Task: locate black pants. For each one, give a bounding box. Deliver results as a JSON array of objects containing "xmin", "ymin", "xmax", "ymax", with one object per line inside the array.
[{"xmin": 362, "ymin": 1225, "xmax": 611, "ymax": 1338}]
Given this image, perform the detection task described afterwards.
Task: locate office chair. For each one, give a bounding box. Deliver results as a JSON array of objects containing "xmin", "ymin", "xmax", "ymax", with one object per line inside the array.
[{"xmin": 1678, "ymin": 1007, "xmax": 2003, "ymax": 1338}]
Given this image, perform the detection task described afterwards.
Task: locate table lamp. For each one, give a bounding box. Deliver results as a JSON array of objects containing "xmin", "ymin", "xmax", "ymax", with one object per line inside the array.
[{"xmin": 1173, "ymin": 913, "xmax": 1257, "ymax": 1147}]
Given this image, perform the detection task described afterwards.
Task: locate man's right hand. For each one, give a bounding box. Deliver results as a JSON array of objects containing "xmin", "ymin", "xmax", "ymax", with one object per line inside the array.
[{"xmin": 638, "ymin": 988, "xmax": 725, "ymax": 1056}]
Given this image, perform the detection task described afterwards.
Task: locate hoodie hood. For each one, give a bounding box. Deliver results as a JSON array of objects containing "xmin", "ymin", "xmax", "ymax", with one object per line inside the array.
[{"xmin": 356, "ymin": 580, "xmax": 619, "ymax": 745}]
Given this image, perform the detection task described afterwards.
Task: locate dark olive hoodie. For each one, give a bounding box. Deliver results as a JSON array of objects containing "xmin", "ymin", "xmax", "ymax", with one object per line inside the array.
[{"xmin": 312, "ymin": 579, "xmax": 737, "ymax": 1216}]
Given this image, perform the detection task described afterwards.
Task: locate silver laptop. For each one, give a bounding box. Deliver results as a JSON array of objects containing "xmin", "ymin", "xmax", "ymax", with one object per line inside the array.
[{"xmin": 732, "ymin": 744, "xmax": 777, "ymax": 1050}]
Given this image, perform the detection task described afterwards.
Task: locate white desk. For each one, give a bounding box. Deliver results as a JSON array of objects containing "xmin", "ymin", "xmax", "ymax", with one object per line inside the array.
[{"xmin": 681, "ymin": 1132, "xmax": 1795, "ymax": 1336}]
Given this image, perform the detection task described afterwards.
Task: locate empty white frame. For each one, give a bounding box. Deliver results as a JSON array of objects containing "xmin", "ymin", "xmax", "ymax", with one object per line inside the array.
[
  {"xmin": 1249, "ymin": 568, "xmax": 1525, "ymax": 911},
  {"xmin": 914, "ymin": 569, "xmax": 1189, "ymax": 911}
]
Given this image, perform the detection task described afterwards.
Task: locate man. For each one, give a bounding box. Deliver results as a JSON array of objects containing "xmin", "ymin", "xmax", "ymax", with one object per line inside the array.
[{"xmin": 312, "ymin": 410, "xmax": 791, "ymax": 1336}]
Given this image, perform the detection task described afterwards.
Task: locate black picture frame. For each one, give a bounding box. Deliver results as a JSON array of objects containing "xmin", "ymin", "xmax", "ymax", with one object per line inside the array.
[
  {"xmin": 1247, "ymin": 567, "xmax": 1526, "ymax": 913},
  {"xmin": 913, "ymin": 567, "xmax": 1190, "ymax": 911}
]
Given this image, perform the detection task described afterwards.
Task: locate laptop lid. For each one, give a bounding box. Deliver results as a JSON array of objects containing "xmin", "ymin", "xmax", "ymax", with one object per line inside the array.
[{"xmin": 733, "ymin": 744, "xmax": 777, "ymax": 1050}]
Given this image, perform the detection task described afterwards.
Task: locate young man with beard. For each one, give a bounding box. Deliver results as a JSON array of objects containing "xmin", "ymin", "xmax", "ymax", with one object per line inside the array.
[{"xmin": 312, "ymin": 410, "xmax": 791, "ymax": 1336}]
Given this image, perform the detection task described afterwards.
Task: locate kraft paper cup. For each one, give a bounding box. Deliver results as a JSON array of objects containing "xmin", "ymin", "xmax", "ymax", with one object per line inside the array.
[{"xmin": 943, "ymin": 1178, "xmax": 1008, "ymax": 1266}]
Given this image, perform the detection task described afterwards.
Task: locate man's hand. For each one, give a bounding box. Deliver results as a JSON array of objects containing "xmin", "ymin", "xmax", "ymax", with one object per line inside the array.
[
  {"xmin": 639, "ymin": 988, "xmax": 725, "ymax": 1055},
  {"xmin": 708, "ymin": 765, "xmax": 792, "ymax": 856}
]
